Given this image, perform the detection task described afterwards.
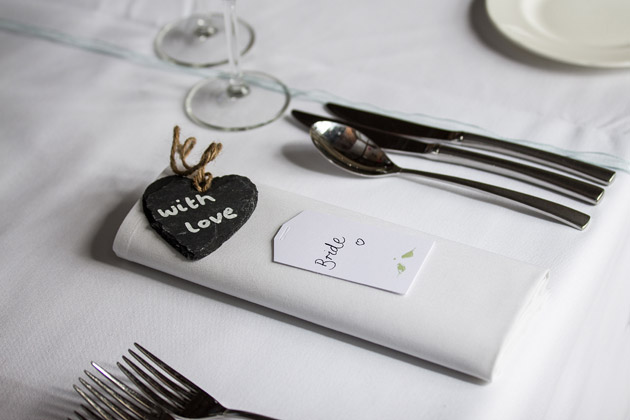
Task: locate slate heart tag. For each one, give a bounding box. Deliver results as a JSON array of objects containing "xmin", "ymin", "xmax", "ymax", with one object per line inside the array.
[{"xmin": 142, "ymin": 175, "xmax": 258, "ymax": 260}]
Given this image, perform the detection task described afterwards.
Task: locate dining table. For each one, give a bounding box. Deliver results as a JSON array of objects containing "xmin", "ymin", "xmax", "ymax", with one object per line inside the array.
[{"xmin": 1, "ymin": 0, "xmax": 629, "ymax": 419}]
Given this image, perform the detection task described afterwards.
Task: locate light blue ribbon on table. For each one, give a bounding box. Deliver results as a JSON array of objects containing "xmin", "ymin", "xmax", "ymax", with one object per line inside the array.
[{"xmin": 1, "ymin": 17, "xmax": 627, "ymax": 173}]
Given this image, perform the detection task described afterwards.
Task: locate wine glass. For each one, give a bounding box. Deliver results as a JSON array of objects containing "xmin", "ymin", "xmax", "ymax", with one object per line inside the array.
[
  {"xmin": 184, "ymin": 0, "xmax": 290, "ymax": 131},
  {"xmin": 155, "ymin": 0, "xmax": 255, "ymax": 67}
]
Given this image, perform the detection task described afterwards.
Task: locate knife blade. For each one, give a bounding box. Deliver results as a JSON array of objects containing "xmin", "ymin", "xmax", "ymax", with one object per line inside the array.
[
  {"xmin": 325, "ymin": 102, "xmax": 616, "ymax": 186},
  {"xmin": 292, "ymin": 109, "xmax": 604, "ymax": 204}
]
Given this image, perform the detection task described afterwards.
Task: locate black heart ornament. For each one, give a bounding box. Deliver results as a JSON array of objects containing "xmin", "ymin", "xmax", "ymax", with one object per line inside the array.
[{"xmin": 142, "ymin": 175, "xmax": 258, "ymax": 260}]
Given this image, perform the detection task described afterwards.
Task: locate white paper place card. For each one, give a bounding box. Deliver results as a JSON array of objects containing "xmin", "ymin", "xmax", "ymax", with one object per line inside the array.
[{"xmin": 273, "ymin": 210, "xmax": 434, "ymax": 294}]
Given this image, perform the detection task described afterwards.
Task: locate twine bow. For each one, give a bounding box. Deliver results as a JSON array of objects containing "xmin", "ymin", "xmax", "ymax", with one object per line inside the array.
[{"xmin": 169, "ymin": 126, "xmax": 223, "ymax": 192}]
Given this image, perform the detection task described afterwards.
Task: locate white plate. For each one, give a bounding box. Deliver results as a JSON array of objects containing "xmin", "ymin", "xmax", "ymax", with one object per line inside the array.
[{"xmin": 486, "ymin": 0, "xmax": 630, "ymax": 68}]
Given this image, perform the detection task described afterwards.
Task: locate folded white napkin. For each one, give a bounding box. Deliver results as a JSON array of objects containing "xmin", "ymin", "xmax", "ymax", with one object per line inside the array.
[{"xmin": 114, "ymin": 174, "xmax": 548, "ymax": 381}]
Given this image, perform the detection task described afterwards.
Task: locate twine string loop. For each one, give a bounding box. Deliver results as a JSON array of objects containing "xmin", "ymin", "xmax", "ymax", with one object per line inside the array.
[{"xmin": 169, "ymin": 126, "xmax": 223, "ymax": 192}]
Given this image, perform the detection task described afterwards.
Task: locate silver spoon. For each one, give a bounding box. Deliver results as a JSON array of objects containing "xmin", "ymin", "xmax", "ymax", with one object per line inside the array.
[{"xmin": 309, "ymin": 121, "xmax": 590, "ymax": 230}]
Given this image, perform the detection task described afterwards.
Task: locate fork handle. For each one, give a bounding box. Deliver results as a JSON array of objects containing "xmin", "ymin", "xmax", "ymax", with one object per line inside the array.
[
  {"xmin": 221, "ymin": 409, "xmax": 280, "ymax": 420},
  {"xmin": 400, "ymin": 168, "xmax": 590, "ymax": 230}
]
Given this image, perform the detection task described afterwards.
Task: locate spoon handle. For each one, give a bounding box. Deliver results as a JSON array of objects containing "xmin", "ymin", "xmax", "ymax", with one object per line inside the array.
[
  {"xmin": 457, "ymin": 132, "xmax": 615, "ymax": 186},
  {"xmin": 400, "ymin": 168, "xmax": 590, "ymax": 230},
  {"xmin": 433, "ymin": 144, "xmax": 604, "ymax": 205}
]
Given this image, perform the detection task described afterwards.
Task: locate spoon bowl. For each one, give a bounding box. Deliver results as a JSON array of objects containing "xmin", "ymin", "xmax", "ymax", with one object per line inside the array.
[
  {"xmin": 309, "ymin": 121, "xmax": 590, "ymax": 230},
  {"xmin": 309, "ymin": 120, "xmax": 400, "ymax": 177}
]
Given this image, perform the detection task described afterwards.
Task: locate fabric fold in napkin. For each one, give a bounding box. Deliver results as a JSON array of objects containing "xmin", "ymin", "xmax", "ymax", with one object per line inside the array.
[{"xmin": 114, "ymin": 174, "xmax": 548, "ymax": 381}]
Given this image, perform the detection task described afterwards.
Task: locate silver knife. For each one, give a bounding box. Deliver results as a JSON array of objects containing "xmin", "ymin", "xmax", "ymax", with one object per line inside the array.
[
  {"xmin": 292, "ymin": 109, "xmax": 604, "ymax": 204},
  {"xmin": 325, "ymin": 102, "xmax": 616, "ymax": 186}
]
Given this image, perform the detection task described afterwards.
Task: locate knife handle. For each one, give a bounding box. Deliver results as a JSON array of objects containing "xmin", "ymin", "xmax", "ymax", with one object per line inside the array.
[
  {"xmin": 458, "ymin": 133, "xmax": 616, "ymax": 186},
  {"xmin": 432, "ymin": 144, "xmax": 604, "ymax": 205},
  {"xmin": 400, "ymin": 168, "xmax": 590, "ymax": 230}
]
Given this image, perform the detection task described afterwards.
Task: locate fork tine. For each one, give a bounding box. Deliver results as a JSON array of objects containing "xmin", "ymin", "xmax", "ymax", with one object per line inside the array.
[
  {"xmin": 76, "ymin": 378, "xmax": 136, "ymax": 420},
  {"xmin": 133, "ymin": 343, "xmax": 198, "ymax": 392},
  {"xmin": 91, "ymin": 362, "xmax": 157, "ymax": 412},
  {"xmin": 128, "ymin": 348, "xmax": 192, "ymax": 396},
  {"xmin": 69, "ymin": 409, "xmax": 91, "ymax": 420},
  {"xmin": 84, "ymin": 369, "xmax": 150, "ymax": 419},
  {"xmin": 73, "ymin": 385, "xmax": 119, "ymax": 420},
  {"xmin": 75, "ymin": 404, "xmax": 105, "ymax": 420},
  {"xmin": 117, "ymin": 359, "xmax": 182, "ymax": 413},
  {"xmin": 81, "ymin": 406, "xmax": 101, "ymax": 420}
]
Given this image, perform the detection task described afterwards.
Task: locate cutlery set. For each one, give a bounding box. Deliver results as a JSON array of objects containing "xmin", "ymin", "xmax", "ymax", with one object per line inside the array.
[{"xmin": 292, "ymin": 103, "xmax": 617, "ymax": 230}]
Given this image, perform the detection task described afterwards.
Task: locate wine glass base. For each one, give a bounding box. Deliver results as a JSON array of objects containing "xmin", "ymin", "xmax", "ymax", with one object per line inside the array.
[
  {"xmin": 184, "ymin": 71, "xmax": 291, "ymax": 131},
  {"xmin": 155, "ymin": 13, "xmax": 255, "ymax": 68}
]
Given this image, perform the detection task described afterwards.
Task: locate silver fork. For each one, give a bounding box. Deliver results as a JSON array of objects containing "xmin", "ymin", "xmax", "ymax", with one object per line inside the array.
[{"xmin": 77, "ymin": 343, "xmax": 279, "ymax": 420}]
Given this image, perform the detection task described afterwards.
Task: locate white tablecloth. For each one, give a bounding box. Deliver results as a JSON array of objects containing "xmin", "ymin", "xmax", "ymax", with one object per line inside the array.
[{"xmin": 1, "ymin": 0, "xmax": 629, "ymax": 419}]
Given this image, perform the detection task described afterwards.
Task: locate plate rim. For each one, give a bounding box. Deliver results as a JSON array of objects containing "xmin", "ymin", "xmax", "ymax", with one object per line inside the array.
[{"xmin": 485, "ymin": 0, "xmax": 630, "ymax": 68}]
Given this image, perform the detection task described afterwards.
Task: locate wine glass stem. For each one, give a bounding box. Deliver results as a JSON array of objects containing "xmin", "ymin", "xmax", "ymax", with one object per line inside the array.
[{"xmin": 223, "ymin": 0, "xmax": 249, "ymax": 98}]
